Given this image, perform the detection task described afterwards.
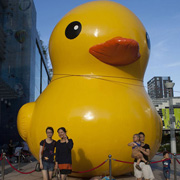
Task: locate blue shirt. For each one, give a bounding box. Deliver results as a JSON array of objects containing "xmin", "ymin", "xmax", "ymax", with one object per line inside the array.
[
  {"xmin": 132, "ymin": 142, "xmax": 141, "ymax": 149},
  {"xmin": 162, "ymin": 159, "xmax": 171, "ymax": 170}
]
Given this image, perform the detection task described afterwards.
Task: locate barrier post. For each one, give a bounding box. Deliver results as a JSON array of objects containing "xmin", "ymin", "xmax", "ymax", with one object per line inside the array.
[
  {"xmin": 1, "ymin": 152, "xmax": 6, "ymax": 180},
  {"xmin": 18, "ymin": 149, "xmax": 21, "ymax": 170},
  {"xmin": 108, "ymin": 154, "xmax": 112, "ymax": 180},
  {"xmin": 173, "ymin": 153, "xmax": 177, "ymax": 180}
]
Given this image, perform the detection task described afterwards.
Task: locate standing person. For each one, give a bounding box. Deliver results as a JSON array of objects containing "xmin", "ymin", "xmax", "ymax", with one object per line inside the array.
[
  {"xmin": 22, "ymin": 141, "xmax": 31, "ymax": 162},
  {"xmin": 39, "ymin": 127, "xmax": 56, "ymax": 180},
  {"xmin": 162, "ymin": 151, "xmax": 172, "ymax": 180},
  {"xmin": 14, "ymin": 142, "xmax": 23, "ymax": 163},
  {"xmin": 133, "ymin": 132, "xmax": 154, "ymax": 180},
  {"xmin": 128, "ymin": 134, "xmax": 149, "ymax": 171},
  {"xmin": 55, "ymin": 127, "xmax": 73, "ymax": 180},
  {"xmin": 8, "ymin": 139, "xmax": 14, "ymax": 163}
]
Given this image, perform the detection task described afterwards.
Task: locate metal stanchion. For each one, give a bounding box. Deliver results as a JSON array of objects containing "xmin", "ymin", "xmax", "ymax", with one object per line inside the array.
[
  {"xmin": 108, "ymin": 154, "xmax": 112, "ymax": 180},
  {"xmin": 1, "ymin": 152, "xmax": 6, "ymax": 180},
  {"xmin": 18, "ymin": 149, "xmax": 21, "ymax": 170},
  {"xmin": 173, "ymin": 153, "xmax": 177, "ymax": 180}
]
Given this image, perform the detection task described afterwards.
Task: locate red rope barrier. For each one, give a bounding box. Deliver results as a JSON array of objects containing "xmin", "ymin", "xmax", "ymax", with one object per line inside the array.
[
  {"xmin": 5, "ymin": 157, "xmax": 35, "ymax": 174},
  {"xmin": 73, "ymin": 159, "xmax": 108, "ymax": 173},
  {"xmin": 21, "ymin": 152, "xmax": 32, "ymax": 156},
  {"xmin": 0, "ymin": 153, "xmax": 2, "ymax": 161},
  {"xmin": 112, "ymin": 159, "xmax": 133, "ymax": 164},
  {"xmin": 176, "ymin": 158, "xmax": 180, "ymax": 165},
  {"xmin": 150, "ymin": 158, "xmax": 171, "ymax": 164},
  {"xmin": 155, "ymin": 151, "xmax": 180, "ymax": 156},
  {"xmin": 113, "ymin": 158, "xmax": 172, "ymax": 164}
]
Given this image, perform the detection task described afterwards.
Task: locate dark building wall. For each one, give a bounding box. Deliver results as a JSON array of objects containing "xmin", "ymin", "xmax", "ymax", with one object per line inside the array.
[
  {"xmin": 147, "ymin": 76, "xmax": 174, "ymax": 99},
  {"xmin": 0, "ymin": 0, "xmax": 50, "ymax": 145}
]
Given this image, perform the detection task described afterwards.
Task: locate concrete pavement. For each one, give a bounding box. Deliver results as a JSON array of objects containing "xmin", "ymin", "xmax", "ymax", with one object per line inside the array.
[{"xmin": 0, "ymin": 154, "xmax": 180, "ymax": 180}]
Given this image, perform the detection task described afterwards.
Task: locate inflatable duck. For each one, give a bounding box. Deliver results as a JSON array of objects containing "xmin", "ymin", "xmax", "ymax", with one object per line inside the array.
[{"xmin": 17, "ymin": 1, "xmax": 162, "ymax": 177}]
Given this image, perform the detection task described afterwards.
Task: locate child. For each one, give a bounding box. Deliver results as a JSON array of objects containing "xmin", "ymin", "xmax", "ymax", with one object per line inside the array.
[
  {"xmin": 162, "ymin": 151, "xmax": 171, "ymax": 180},
  {"xmin": 128, "ymin": 134, "xmax": 149, "ymax": 171}
]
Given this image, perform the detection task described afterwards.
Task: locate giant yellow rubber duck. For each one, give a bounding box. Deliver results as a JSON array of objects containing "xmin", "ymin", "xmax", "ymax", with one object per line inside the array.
[{"xmin": 17, "ymin": 1, "xmax": 162, "ymax": 177}]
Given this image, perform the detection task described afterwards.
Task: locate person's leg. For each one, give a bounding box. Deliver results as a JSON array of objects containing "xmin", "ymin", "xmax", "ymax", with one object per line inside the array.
[
  {"xmin": 48, "ymin": 162, "xmax": 55, "ymax": 180},
  {"xmin": 136, "ymin": 158, "xmax": 141, "ymax": 165},
  {"xmin": 48, "ymin": 171, "xmax": 53, "ymax": 180},
  {"xmin": 142, "ymin": 164, "xmax": 154, "ymax": 180},
  {"xmin": 166, "ymin": 169, "xmax": 170, "ymax": 180},
  {"xmin": 42, "ymin": 170, "xmax": 48, "ymax": 180},
  {"xmin": 61, "ymin": 174, "xmax": 67, "ymax": 180},
  {"xmin": 134, "ymin": 162, "xmax": 143, "ymax": 179}
]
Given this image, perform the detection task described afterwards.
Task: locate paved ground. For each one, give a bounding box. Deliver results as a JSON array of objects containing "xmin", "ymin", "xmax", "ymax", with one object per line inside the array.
[{"xmin": 0, "ymin": 154, "xmax": 179, "ymax": 180}]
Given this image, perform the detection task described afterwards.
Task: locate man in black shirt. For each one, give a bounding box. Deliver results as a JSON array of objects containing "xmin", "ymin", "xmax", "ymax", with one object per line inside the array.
[{"xmin": 134, "ymin": 132, "xmax": 154, "ymax": 180}]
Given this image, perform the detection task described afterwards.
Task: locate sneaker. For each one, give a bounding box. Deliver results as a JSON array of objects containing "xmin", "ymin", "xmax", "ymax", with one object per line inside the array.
[{"xmin": 135, "ymin": 164, "xmax": 142, "ymax": 171}]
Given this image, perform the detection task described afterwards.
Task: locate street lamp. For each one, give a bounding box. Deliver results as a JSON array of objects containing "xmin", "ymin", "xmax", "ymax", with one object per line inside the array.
[{"xmin": 165, "ymin": 81, "xmax": 177, "ymax": 180}]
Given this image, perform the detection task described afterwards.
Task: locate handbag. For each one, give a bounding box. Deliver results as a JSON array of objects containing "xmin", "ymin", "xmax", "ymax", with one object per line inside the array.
[
  {"xmin": 35, "ymin": 162, "xmax": 41, "ymax": 172},
  {"xmin": 35, "ymin": 140, "xmax": 46, "ymax": 172}
]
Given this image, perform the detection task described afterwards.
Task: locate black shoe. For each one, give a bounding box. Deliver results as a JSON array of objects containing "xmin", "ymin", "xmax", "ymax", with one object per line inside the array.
[{"xmin": 145, "ymin": 161, "xmax": 150, "ymax": 165}]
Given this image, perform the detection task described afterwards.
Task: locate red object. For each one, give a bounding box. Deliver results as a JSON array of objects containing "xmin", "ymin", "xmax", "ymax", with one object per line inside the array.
[
  {"xmin": 0, "ymin": 153, "xmax": 2, "ymax": 161},
  {"xmin": 176, "ymin": 159, "xmax": 180, "ymax": 164},
  {"xmin": 113, "ymin": 158, "xmax": 172, "ymax": 164},
  {"xmin": 6, "ymin": 158, "xmax": 35, "ymax": 174},
  {"xmin": 58, "ymin": 164, "xmax": 72, "ymax": 170},
  {"xmin": 72, "ymin": 159, "xmax": 108, "ymax": 173},
  {"xmin": 89, "ymin": 37, "xmax": 140, "ymax": 66},
  {"xmin": 150, "ymin": 158, "xmax": 171, "ymax": 164},
  {"xmin": 113, "ymin": 159, "xmax": 133, "ymax": 164}
]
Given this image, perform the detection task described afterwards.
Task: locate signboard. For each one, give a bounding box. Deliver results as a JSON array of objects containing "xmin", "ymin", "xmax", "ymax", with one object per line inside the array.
[{"xmin": 162, "ymin": 108, "xmax": 180, "ymax": 129}]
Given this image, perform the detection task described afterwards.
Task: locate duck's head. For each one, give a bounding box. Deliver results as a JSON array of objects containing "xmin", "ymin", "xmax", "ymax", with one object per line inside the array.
[{"xmin": 49, "ymin": 1, "xmax": 150, "ymax": 81}]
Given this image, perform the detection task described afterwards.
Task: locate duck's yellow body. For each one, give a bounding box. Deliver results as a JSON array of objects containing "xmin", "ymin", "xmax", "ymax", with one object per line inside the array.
[{"xmin": 17, "ymin": 1, "xmax": 162, "ymax": 177}]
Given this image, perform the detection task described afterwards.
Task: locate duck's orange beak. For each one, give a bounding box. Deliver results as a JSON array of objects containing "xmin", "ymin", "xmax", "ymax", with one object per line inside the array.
[{"xmin": 89, "ymin": 37, "xmax": 141, "ymax": 66}]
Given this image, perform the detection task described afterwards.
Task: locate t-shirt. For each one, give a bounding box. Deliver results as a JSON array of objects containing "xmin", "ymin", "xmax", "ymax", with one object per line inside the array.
[
  {"xmin": 15, "ymin": 147, "xmax": 23, "ymax": 156},
  {"xmin": 22, "ymin": 142, "xmax": 29, "ymax": 151},
  {"xmin": 162, "ymin": 159, "xmax": 171, "ymax": 170},
  {"xmin": 40, "ymin": 139, "xmax": 56, "ymax": 163},
  {"xmin": 132, "ymin": 142, "xmax": 141, "ymax": 149},
  {"xmin": 134, "ymin": 143, "xmax": 150, "ymax": 162},
  {"xmin": 56, "ymin": 139, "xmax": 73, "ymax": 164}
]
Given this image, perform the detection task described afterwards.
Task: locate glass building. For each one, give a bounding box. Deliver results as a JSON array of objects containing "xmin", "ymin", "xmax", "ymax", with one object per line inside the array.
[{"xmin": 0, "ymin": 0, "xmax": 50, "ymax": 145}]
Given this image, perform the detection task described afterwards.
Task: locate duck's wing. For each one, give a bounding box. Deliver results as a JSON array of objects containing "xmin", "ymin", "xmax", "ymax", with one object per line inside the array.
[{"xmin": 17, "ymin": 102, "xmax": 35, "ymax": 141}]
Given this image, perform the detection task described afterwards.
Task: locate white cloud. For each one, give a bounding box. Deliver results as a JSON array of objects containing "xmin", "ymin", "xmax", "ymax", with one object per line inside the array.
[{"xmin": 165, "ymin": 62, "xmax": 180, "ymax": 68}]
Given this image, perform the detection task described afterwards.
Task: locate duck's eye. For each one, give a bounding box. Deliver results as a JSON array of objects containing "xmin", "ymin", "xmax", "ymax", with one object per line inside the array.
[
  {"xmin": 146, "ymin": 32, "xmax": 150, "ymax": 50},
  {"xmin": 65, "ymin": 21, "xmax": 82, "ymax": 39}
]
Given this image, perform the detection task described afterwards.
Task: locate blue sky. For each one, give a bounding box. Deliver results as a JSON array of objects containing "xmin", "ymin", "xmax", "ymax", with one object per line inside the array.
[{"xmin": 34, "ymin": 0, "xmax": 180, "ymax": 96}]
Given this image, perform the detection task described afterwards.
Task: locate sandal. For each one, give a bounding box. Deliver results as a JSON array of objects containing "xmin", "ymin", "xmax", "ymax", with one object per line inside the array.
[
  {"xmin": 135, "ymin": 164, "xmax": 142, "ymax": 171},
  {"xmin": 145, "ymin": 161, "xmax": 150, "ymax": 165}
]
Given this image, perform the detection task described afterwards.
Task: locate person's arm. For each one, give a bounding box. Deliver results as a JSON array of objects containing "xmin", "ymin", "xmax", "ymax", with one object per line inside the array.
[
  {"xmin": 66, "ymin": 139, "xmax": 73, "ymax": 149},
  {"xmin": 128, "ymin": 142, "xmax": 136, "ymax": 147},
  {"xmin": 55, "ymin": 142, "xmax": 59, "ymax": 169},
  {"xmin": 39, "ymin": 145, "xmax": 43, "ymax": 169},
  {"xmin": 139, "ymin": 147, "xmax": 150, "ymax": 156},
  {"xmin": 9, "ymin": 144, "xmax": 13, "ymax": 148}
]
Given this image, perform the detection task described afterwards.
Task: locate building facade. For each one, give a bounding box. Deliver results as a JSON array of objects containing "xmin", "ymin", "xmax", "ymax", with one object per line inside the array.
[
  {"xmin": 147, "ymin": 76, "xmax": 174, "ymax": 99},
  {"xmin": 0, "ymin": 0, "xmax": 50, "ymax": 145}
]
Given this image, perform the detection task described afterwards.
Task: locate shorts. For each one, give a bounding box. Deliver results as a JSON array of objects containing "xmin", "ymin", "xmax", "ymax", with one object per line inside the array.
[
  {"xmin": 163, "ymin": 169, "xmax": 170, "ymax": 179},
  {"xmin": 42, "ymin": 161, "xmax": 54, "ymax": 171},
  {"xmin": 134, "ymin": 162, "xmax": 154, "ymax": 180}
]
